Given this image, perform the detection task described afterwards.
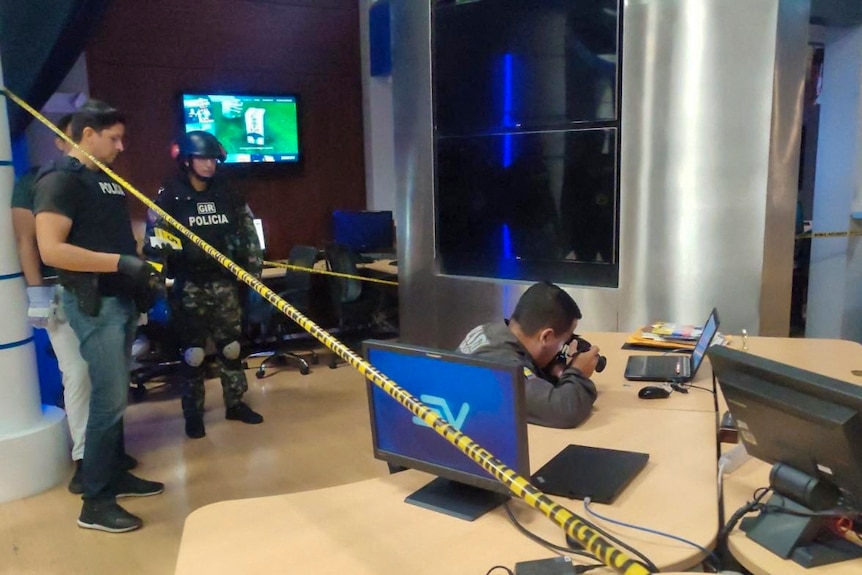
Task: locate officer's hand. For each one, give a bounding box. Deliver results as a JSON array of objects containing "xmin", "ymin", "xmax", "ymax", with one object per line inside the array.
[
  {"xmin": 569, "ymin": 345, "xmax": 601, "ymax": 379},
  {"xmin": 118, "ymin": 255, "xmax": 163, "ymax": 313},
  {"xmin": 25, "ymin": 286, "xmax": 54, "ymax": 329},
  {"xmin": 117, "ymin": 255, "xmax": 153, "ymax": 283}
]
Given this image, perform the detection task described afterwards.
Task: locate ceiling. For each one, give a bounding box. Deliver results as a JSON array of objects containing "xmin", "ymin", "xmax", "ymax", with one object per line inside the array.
[{"xmin": 811, "ymin": 0, "xmax": 862, "ymax": 26}]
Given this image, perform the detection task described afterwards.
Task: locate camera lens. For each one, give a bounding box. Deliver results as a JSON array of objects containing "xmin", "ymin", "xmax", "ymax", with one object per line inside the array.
[{"xmin": 595, "ymin": 355, "xmax": 607, "ymax": 373}]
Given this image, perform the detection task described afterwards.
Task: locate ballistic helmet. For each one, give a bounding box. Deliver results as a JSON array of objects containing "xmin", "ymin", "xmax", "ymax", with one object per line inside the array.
[{"xmin": 172, "ymin": 130, "xmax": 226, "ymax": 162}]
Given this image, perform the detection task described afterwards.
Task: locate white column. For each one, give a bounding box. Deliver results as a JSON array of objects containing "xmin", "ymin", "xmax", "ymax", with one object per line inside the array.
[
  {"xmin": 0, "ymin": 52, "xmax": 69, "ymax": 503},
  {"xmin": 806, "ymin": 25, "xmax": 862, "ymax": 341}
]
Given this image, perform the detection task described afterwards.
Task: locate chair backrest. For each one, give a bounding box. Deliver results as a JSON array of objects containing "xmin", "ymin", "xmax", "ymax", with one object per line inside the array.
[
  {"xmin": 325, "ymin": 242, "xmax": 362, "ymax": 304},
  {"xmin": 281, "ymin": 245, "xmax": 319, "ymax": 293}
]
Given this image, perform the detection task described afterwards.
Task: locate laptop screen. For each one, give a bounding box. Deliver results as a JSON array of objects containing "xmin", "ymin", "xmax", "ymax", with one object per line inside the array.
[{"xmin": 690, "ymin": 309, "xmax": 720, "ymax": 375}]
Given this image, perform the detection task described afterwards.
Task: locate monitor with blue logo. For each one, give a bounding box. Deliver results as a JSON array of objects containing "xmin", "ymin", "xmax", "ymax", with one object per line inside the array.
[{"xmin": 364, "ymin": 340, "xmax": 529, "ymax": 520}]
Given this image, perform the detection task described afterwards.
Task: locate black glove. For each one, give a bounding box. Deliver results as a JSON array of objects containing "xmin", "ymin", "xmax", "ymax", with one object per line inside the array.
[{"xmin": 118, "ymin": 255, "xmax": 163, "ymax": 313}]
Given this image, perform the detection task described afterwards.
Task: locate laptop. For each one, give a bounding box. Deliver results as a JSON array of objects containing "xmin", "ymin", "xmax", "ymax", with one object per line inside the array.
[
  {"xmin": 531, "ymin": 444, "xmax": 649, "ymax": 504},
  {"xmin": 624, "ymin": 308, "xmax": 720, "ymax": 382}
]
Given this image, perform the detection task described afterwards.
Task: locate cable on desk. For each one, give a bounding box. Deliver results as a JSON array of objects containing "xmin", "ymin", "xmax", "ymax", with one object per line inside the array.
[
  {"xmin": 583, "ymin": 498, "xmax": 721, "ymax": 573},
  {"xmin": 502, "ymin": 501, "xmax": 600, "ymax": 559},
  {"xmin": 717, "ymin": 487, "xmax": 771, "ymax": 552},
  {"xmin": 485, "ymin": 566, "xmax": 514, "ymax": 575}
]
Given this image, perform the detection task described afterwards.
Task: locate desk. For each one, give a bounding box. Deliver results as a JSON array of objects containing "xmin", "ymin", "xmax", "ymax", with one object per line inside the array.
[
  {"xmin": 175, "ymin": 334, "xmax": 862, "ymax": 574},
  {"xmin": 176, "ymin": 404, "xmax": 718, "ymax": 574}
]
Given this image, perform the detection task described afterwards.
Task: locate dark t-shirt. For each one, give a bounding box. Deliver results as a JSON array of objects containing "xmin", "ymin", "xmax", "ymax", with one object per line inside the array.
[
  {"xmin": 33, "ymin": 155, "xmax": 137, "ymax": 294},
  {"xmin": 11, "ymin": 166, "xmax": 55, "ymax": 278}
]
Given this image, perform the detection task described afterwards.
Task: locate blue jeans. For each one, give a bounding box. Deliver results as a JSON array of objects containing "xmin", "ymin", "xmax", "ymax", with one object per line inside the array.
[{"xmin": 62, "ymin": 291, "xmax": 138, "ymax": 501}]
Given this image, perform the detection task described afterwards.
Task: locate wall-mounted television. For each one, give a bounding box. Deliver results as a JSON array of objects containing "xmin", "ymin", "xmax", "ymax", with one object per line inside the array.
[{"xmin": 180, "ymin": 92, "xmax": 301, "ymax": 164}]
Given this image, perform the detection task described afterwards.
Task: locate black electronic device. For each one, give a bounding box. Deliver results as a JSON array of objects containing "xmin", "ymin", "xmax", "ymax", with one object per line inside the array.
[
  {"xmin": 530, "ymin": 444, "xmax": 649, "ymax": 504},
  {"xmin": 637, "ymin": 385, "xmax": 671, "ymax": 400},
  {"xmin": 514, "ymin": 556, "xmax": 577, "ymax": 575},
  {"xmin": 332, "ymin": 210, "xmax": 395, "ymax": 257},
  {"xmin": 556, "ymin": 335, "xmax": 607, "ymax": 373},
  {"xmin": 364, "ymin": 340, "xmax": 529, "ymax": 521},
  {"xmin": 625, "ymin": 308, "xmax": 719, "ymax": 382},
  {"xmin": 709, "ymin": 345, "xmax": 862, "ymax": 568}
]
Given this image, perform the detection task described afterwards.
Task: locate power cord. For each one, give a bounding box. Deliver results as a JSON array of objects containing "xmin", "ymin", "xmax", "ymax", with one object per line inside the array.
[
  {"xmin": 501, "ymin": 502, "xmax": 599, "ymax": 559},
  {"xmin": 484, "ymin": 566, "xmax": 514, "ymax": 575},
  {"xmin": 717, "ymin": 487, "xmax": 771, "ymax": 549},
  {"xmin": 582, "ymin": 498, "xmax": 722, "ymax": 573}
]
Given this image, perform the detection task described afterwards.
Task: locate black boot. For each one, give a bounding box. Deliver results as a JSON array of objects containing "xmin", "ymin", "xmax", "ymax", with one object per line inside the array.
[
  {"xmin": 185, "ymin": 415, "xmax": 206, "ymax": 438},
  {"xmin": 77, "ymin": 500, "xmax": 142, "ymax": 533},
  {"xmin": 225, "ymin": 402, "xmax": 263, "ymax": 424}
]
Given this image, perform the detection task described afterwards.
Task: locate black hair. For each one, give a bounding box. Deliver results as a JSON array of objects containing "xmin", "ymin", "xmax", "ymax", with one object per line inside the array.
[
  {"xmin": 69, "ymin": 99, "xmax": 125, "ymax": 142},
  {"xmin": 511, "ymin": 281, "xmax": 582, "ymax": 336},
  {"xmin": 56, "ymin": 113, "xmax": 73, "ymax": 134}
]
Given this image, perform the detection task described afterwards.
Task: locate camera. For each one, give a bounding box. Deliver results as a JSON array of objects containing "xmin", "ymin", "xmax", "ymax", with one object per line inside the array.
[{"xmin": 557, "ymin": 334, "xmax": 607, "ymax": 373}]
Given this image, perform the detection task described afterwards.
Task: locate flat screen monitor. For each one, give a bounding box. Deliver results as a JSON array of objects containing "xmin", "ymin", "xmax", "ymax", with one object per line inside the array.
[
  {"xmin": 180, "ymin": 93, "xmax": 300, "ymax": 164},
  {"xmin": 709, "ymin": 346, "xmax": 862, "ymax": 567},
  {"xmin": 364, "ymin": 340, "xmax": 529, "ymax": 520},
  {"xmin": 332, "ymin": 210, "xmax": 394, "ymax": 254}
]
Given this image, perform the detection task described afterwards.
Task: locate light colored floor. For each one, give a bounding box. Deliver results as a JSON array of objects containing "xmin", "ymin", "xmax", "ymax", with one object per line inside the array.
[{"xmin": 0, "ymin": 356, "xmax": 388, "ymax": 575}]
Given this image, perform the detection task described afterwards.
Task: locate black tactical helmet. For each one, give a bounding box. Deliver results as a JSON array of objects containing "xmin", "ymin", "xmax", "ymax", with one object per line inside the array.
[{"xmin": 173, "ymin": 130, "xmax": 226, "ymax": 162}]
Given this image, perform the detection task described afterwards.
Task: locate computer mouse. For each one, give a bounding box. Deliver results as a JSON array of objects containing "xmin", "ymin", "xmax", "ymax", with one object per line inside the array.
[{"xmin": 638, "ymin": 385, "xmax": 671, "ymax": 400}]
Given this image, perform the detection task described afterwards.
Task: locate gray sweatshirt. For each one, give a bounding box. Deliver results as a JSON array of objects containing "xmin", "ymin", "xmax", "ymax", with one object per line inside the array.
[{"xmin": 457, "ymin": 321, "xmax": 597, "ymax": 429}]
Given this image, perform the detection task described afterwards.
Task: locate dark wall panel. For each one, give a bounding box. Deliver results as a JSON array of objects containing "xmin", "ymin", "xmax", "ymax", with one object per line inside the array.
[{"xmin": 84, "ymin": 0, "xmax": 365, "ymax": 258}]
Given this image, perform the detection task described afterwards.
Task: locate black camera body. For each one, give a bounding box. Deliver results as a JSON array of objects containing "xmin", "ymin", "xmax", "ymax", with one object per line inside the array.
[{"xmin": 557, "ymin": 334, "xmax": 607, "ymax": 373}]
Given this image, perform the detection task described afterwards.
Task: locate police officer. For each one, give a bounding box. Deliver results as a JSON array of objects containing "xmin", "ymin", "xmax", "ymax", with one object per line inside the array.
[
  {"xmin": 145, "ymin": 131, "xmax": 263, "ymax": 439},
  {"xmin": 34, "ymin": 100, "xmax": 165, "ymax": 533}
]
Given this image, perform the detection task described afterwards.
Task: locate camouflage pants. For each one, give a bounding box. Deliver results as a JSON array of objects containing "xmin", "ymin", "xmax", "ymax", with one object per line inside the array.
[{"xmin": 174, "ymin": 279, "xmax": 248, "ymax": 417}]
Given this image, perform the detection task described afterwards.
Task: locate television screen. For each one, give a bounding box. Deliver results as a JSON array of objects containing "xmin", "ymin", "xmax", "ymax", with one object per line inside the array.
[
  {"xmin": 364, "ymin": 340, "xmax": 529, "ymax": 520},
  {"xmin": 180, "ymin": 93, "xmax": 300, "ymax": 164},
  {"xmin": 332, "ymin": 210, "xmax": 395, "ymax": 254}
]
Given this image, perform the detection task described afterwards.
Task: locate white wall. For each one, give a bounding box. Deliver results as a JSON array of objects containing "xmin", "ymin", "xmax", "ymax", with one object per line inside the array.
[
  {"xmin": 359, "ymin": 0, "xmax": 397, "ymax": 214},
  {"xmin": 806, "ymin": 24, "xmax": 862, "ymax": 341}
]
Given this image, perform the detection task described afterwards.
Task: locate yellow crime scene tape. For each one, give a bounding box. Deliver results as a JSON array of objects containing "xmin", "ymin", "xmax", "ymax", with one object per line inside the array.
[
  {"xmin": 3, "ymin": 87, "xmax": 653, "ymax": 575},
  {"xmin": 797, "ymin": 230, "xmax": 862, "ymax": 239},
  {"xmin": 263, "ymin": 259, "xmax": 398, "ymax": 287}
]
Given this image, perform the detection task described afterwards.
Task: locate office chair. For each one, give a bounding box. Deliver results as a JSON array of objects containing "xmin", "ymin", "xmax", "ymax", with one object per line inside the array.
[
  {"xmin": 246, "ymin": 245, "xmax": 320, "ymax": 378},
  {"xmin": 323, "ymin": 242, "xmax": 386, "ymax": 368}
]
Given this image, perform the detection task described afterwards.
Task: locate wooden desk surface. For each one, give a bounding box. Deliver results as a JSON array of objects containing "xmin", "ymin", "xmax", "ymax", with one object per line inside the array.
[{"xmin": 176, "ymin": 405, "xmax": 718, "ymax": 575}]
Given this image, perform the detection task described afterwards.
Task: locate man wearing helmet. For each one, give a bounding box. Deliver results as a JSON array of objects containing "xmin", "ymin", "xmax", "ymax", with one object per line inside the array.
[{"xmin": 145, "ymin": 130, "xmax": 264, "ymax": 439}]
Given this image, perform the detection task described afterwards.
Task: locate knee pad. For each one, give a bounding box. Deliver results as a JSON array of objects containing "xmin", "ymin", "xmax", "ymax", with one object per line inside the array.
[
  {"xmin": 220, "ymin": 340, "xmax": 241, "ymax": 361},
  {"xmin": 183, "ymin": 347, "xmax": 206, "ymax": 367}
]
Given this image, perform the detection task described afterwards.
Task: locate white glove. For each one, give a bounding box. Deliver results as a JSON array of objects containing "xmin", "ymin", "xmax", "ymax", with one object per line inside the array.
[{"xmin": 26, "ymin": 286, "xmax": 54, "ymax": 329}]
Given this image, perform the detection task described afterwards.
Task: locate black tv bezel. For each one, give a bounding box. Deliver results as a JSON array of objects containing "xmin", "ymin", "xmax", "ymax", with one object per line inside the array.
[
  {"xmin": 363, "ymin": 339, "xmax": 530, "ymax": 497},
  {"xmin": 176, "ymin": 90, "xmax": 304, "ymax": 171}
]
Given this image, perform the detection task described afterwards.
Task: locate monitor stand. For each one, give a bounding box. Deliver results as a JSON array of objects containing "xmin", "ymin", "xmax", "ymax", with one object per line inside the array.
[
  {"xmin": 740, "ymin": 493, "xmax": 862, "ymax": 568},
  {"xmin": 404, "ymin": 477, "xmax": 508, "ymax": 521}
]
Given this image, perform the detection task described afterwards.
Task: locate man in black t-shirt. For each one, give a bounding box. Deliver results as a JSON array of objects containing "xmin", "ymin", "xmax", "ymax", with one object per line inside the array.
[{"xmin": 33, "ymin": 100, "xmax": 164, "ymax": 533}]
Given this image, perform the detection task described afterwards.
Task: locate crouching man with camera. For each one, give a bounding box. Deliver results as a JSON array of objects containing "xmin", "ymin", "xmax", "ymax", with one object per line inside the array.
[{"xmin": 457, "ymin": 281, "xmax": 602, "ymax": 429}]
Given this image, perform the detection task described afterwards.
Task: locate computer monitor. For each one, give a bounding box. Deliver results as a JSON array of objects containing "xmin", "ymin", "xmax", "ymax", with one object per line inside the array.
[
  {"xmin": 709, "ymin": 346, "xmax": 862, "ymax": 567},
  {"xmin": 332, "ymin": 210, "xmax": 394, "ymax": 254},
  {"xmin": 364, "ymin": 340, "xmax": 529, "ymax": 521}
]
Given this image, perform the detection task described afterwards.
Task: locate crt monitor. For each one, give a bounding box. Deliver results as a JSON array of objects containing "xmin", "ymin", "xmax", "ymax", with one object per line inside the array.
[
  {"xmin": 364, "ymin": 340, "xmax": 529, "ymax": 521},
  {"xmin": 709, "ymin": 346, "xmax": 862, "ymax": 567},
  {"xmin": 180, "ymin": 92, "xmax": 301, "ymax": 164},
  {"xmin": 332, "ymin": 210, "xmax": 394, "ymax": 254}
]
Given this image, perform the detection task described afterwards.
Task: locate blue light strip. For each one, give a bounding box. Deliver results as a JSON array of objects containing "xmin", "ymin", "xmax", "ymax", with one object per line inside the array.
[
  {"xmin": 502, "ymin": 53, "xmax": 514, "ymax": 168},
  {"xmin": 0, "ymin": 272, "xmax": 24, "ymax": 281},
  {"xmin": 502, "ymin": 224, "xmax": 513, "ymax": 260}
]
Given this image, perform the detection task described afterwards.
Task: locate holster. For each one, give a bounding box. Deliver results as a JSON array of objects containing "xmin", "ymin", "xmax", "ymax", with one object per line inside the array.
[{"xmin": 62, "ymin": 272, "xmax": 101, "ymax": 317}]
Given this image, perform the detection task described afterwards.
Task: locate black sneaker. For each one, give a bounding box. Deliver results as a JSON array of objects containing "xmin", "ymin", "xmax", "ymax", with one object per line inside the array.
[
  {"xmin": 225, "ymin": 402, "xmax": 263, "ymax": 424},
  {"xmin": 112, "ymin": 473, "xmax": 164, "ymax": 499},
  {"xmin": 185, "ymin": 415, "xmax": 206, "ymax": 439},
  {"xmin": 77, "ymin": 500, "xmax": 142, "ymax": 533},
  {"xmin": 68, "ymin": 460, "xmax": 83, "ymax": 495}
]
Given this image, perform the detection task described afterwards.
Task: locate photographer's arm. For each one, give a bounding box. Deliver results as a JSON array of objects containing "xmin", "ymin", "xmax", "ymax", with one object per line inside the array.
[{"xmin": 524, "ymin": 367, "xmax": 597, "ymax": 429}]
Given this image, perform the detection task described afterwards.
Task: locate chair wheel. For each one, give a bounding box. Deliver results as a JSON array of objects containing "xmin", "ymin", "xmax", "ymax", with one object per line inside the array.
[
  {"xmin": 300, "ymin": 365, "xmax": 310, "ymax": 375},
  {"xmin": 328, "ymin": 356, "xmax": 338, "ymax": 369},
  {"xmin": 255, "ymin": 368, "xmax": 265, "ymax": 379},
  {"xmin": 311, "ymin": 354, "xmax": 319, "ymax": 365}
]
